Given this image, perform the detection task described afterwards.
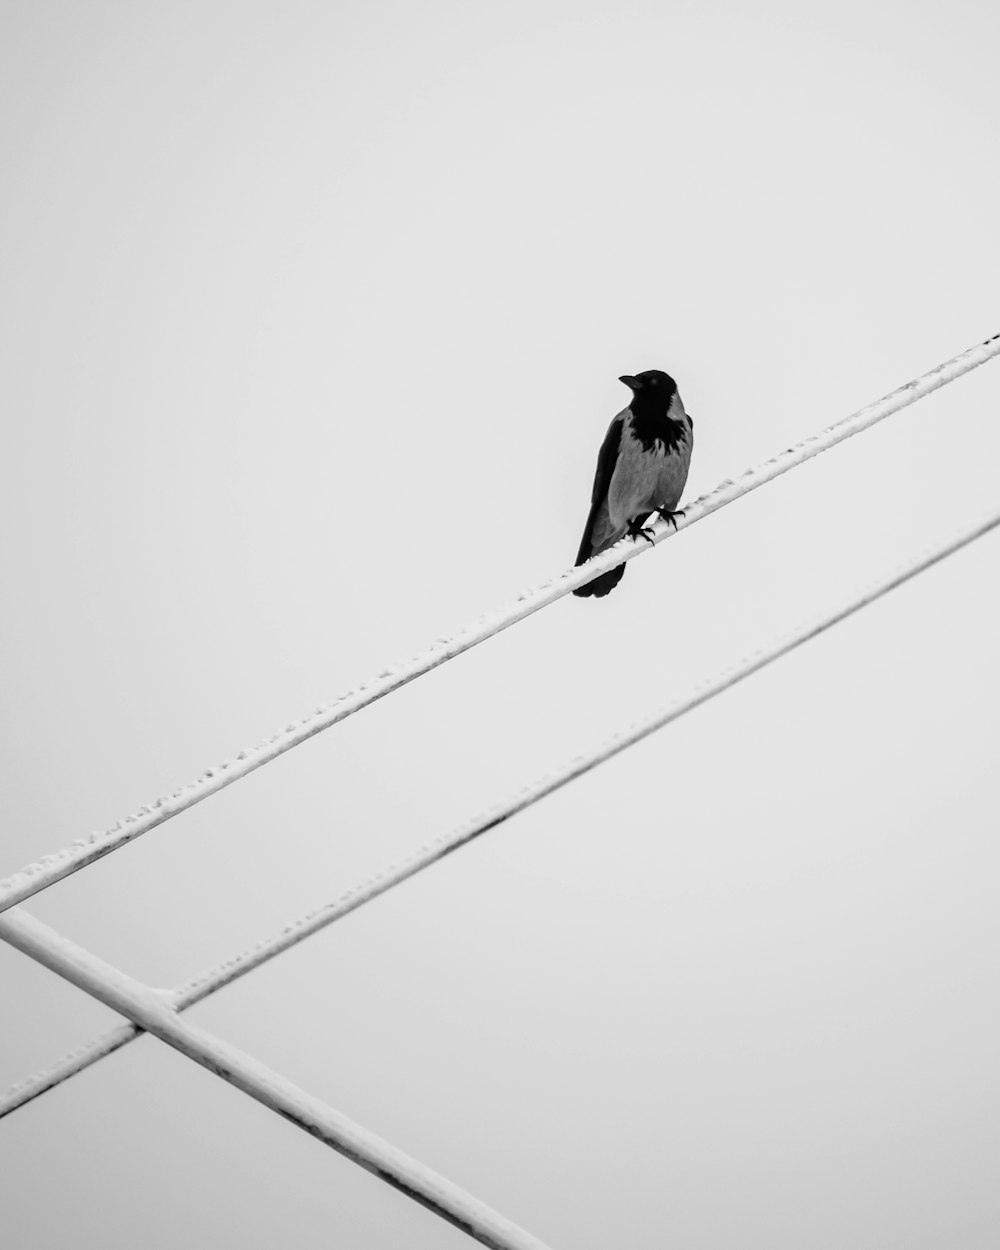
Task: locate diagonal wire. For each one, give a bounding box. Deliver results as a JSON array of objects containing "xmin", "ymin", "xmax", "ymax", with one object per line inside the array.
[
  {"xmin": 0, "ymin": 906, "xmax": 554, "ymax": 1250},
  {"xmin": 1, "ymin": 332, "xmax": 998, "ymax": 914},
  {"xmin": 5, "ymin": 497, "xmax": 999, "ymax": 1121}
]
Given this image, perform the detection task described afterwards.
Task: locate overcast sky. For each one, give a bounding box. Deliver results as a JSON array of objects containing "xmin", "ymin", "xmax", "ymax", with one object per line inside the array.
[{"xmin": 2, "ymin": 2, "xmax": 999, "ymax": 1247}]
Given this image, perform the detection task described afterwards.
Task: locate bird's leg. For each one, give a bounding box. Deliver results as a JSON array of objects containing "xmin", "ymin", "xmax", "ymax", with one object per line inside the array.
[
  {"xmin": 656, "ymin": 507, "xmax": 686, "ymax": 531},
  {"xmin": 627, "ymin": 514, "xmax": 656, "ymax": 546}
]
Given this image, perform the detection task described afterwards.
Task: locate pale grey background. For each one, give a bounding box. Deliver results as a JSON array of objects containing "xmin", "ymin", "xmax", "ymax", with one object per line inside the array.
[{"xmin": 2, "ymin": 2, "xmax": 999, "ymax": 1247}]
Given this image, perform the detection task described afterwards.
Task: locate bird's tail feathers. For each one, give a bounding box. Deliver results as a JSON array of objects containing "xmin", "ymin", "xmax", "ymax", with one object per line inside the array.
[
  {"xmin": 573, "ymin": 562, "xmax": 626, "ymax": 598},
  {"xmin": 573, "ymin": 510, "xmax": 628, "ymax": 598}
]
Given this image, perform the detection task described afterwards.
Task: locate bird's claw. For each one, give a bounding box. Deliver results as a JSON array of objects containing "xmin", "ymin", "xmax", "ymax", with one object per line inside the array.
[
  {"xmin": 657, "ymin": 508, "xmax": 685, "ymax": 531},
  {"xmin": 627, "ymin": 519, "xmax": 657, "ymax": 546}
]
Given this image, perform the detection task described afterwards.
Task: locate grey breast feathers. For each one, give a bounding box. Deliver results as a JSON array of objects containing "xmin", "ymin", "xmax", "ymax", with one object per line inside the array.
[{"xmin": 603, "ymin": 411, "xmax": 692, "ymax": 540}]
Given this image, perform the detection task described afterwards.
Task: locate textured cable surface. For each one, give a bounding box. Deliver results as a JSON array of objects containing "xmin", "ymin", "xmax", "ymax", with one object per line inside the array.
[
  {"xmin": 1, "ymin": 332, "xmax": 997, "ymax": 914},
  {"xmin": 0, "ymin": 907, "xmax": 555, "ymax": 1250},
  {"xmin": 6, "ymin": 497, "xmax": 999, "ymax": 1121}
]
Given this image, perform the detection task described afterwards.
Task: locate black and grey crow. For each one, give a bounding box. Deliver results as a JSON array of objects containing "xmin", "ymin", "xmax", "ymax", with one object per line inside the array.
[{"xmin": 574, "ymin": 370, "xmax": 693, "ymax": 598}]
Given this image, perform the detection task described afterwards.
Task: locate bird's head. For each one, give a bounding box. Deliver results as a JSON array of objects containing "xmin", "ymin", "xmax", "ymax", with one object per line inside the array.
[{"xmin": 619, "ymin": 369, "xmax": 676, "ymax": 395}]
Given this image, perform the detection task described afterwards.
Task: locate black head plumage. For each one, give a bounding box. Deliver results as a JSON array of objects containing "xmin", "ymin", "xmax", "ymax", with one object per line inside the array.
[
  {"xmin": 618, "ymin": 370, "xmax": 677, "ymax": 395},
  {"xmin": 619, "ymin": 369, "xmax": 684, "ymax": 452}
]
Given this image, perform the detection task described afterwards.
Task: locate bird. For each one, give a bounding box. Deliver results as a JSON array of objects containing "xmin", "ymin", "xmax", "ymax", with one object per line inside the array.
[{"xmin": 573, "ymin": 369, "xmax": 693, "ymax": 598}]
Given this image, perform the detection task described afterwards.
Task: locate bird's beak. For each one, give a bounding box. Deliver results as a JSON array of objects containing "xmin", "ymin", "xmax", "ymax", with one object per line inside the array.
[{"xmin": 618, "ymin": 375, "xmax": 640, "ymax": 390}]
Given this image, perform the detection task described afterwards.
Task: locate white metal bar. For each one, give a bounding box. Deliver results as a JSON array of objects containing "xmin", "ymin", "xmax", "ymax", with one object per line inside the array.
[
  {"xmin": 0, "ymin": 906, "xmax": 554, "ymax": 1250},
  {"xmin": 6, "ymin": 499, "xmax": 999, "ymax": 1121},
  {"xmin": 1, "ymin": 333, "xmax": 997, "ymax": 914}
]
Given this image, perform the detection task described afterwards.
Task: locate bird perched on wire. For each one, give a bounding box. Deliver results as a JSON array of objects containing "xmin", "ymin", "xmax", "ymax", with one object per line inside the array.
[{"xmin": 573, "ymin": 370, "xmax": 693, "ymax": 598}]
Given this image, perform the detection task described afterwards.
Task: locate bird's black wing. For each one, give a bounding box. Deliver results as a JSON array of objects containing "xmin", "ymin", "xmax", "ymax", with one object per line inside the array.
[{"xmin": 575, "ymin": 413, "xmax": 625, "ymax": 566}]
